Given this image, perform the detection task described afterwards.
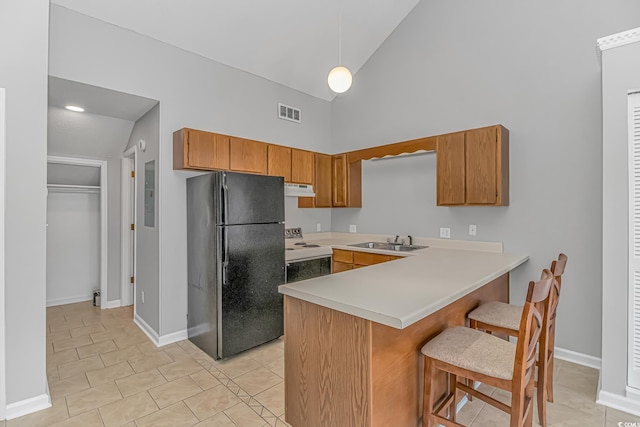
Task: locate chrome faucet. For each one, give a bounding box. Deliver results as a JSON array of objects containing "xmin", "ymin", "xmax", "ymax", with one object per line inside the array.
[
  {"xmin": 408, "ymin": 235, "xmax": 413, "ymax": 246},
  {"xmin": 387, "ymin": 235, "xmax": 405, "ymax": 245}
]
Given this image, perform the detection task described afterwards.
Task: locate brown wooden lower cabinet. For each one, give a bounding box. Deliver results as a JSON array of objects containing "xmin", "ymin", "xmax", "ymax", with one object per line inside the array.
[
  {"xmin": 283, "ymin": 273, "xmax": 509, "ymax": 427},
  {"xmin": 332, "ymin": 249, "xmax": 401, "ymax": 273}
]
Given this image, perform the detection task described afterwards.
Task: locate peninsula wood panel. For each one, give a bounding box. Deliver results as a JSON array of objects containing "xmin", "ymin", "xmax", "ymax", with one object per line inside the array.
[
  {"xmin": 370, "ymin": 274, "xmax": 509, "ymax": 427},
  {"xmin": 267, "ymin": 144, "xmax": 292, "ymax": 182},
  {"xmin": 283, "ymin": 274, "xmax": 509, "ymax": 427},
  {"xmin": 284, "ymin": 297, "xmax": 371, "ymax": 427},
  {"xmin": 436, "ymin": 132, "xmax": 466, "ymax": 205},
  {"xmin": 229, "ymin": 137, "xmax": 267, "ymax": 174},
  {"xmin": 291, "ymin": 149, "xmax": 314, "ymax": 184}
]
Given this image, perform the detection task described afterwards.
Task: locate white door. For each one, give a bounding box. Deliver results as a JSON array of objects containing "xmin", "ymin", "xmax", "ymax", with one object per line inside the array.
[
  {"xmin": 628, "ymin": 91, "xmax": 640, "ymax": 389},
  {"xmin": 120, "ymin": 155, "xmax": 135, "ymax": 307}
]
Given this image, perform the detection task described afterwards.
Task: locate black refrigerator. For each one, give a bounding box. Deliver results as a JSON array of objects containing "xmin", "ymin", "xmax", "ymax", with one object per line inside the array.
[{"xmin": 186, "ymin": 171, "xmax": 285, "ymax": 359}]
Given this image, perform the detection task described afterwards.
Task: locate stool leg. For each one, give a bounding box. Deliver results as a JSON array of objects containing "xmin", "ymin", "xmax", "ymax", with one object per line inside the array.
[
  {"xmin": 547, "ymin": 323, "xmax": 556, "ymax": 402},
  {"xmin": 423, "ymin": 357, "xmax": 436, "ymax": 427}
]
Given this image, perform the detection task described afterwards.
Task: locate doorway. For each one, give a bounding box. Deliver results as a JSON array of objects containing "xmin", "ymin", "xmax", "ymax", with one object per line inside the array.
[{"xmin": 46, "ymin": 156, "xmax": 108, "ymax": 307}]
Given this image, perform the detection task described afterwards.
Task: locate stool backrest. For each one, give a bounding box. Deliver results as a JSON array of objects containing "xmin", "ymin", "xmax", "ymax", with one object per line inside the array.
[
  {"xmin": 513, "ymin": 269, "xmax": 554, "ymax": 393},
  {"xmin": 551, "ymin": 253, "xmax": 568, "ymax": 285}
]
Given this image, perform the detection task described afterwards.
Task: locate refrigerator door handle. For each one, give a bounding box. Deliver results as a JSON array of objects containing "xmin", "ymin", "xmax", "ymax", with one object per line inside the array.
[
  {"xmin": 220, "ymin": 227, "xmax": 229, "ymax": 285},
  {"xmin": 220, "ymin": 180, "xmax": 229, "ymax": 225}
]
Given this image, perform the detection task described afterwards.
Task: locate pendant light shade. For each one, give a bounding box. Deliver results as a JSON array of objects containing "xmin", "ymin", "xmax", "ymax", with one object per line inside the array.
[
  {"xmin": 328, "ymin": 9, "xmax": 352, "ymax": 94},
  {"xmin": 328, "ymin": 66, "xmax": 352, "ymax": 93}
]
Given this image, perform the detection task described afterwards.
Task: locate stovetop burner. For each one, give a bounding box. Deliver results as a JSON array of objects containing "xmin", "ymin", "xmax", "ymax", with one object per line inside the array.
[{"xmin": 304, "ymin": 244, "xmax": 320, "ymax": 248}]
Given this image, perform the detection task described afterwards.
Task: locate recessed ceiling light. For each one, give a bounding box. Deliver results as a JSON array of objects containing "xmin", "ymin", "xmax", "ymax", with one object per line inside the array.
[{"xmin": 65, "ymin": 105, "xmax": 85, "ymax": 112}]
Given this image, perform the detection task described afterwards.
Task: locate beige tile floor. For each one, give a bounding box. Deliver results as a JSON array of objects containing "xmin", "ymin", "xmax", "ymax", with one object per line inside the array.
[{"xmin": 0, "ymin": 301, "xmax": 639, "ymax": 426}]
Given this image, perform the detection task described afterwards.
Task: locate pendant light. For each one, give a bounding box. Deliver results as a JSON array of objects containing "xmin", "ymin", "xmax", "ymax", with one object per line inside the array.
[{"xmin": 328, "ymin": 11, "xmax": 352, "ymax": 93}]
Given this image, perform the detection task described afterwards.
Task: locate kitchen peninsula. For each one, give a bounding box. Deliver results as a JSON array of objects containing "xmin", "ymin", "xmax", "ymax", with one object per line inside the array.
[{"xmin": 278, "ymin": 235, "xmax": 528, "ymax": 427}]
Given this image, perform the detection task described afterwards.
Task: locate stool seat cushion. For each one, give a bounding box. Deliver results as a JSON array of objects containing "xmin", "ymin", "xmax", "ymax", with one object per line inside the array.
[
  {"xmin": 421, "ymin": 326, "xmax": 515, "ymax": 380},
  {"xmin": 468, "ymin": 301, "xmax": 523, "ymax": 331}
]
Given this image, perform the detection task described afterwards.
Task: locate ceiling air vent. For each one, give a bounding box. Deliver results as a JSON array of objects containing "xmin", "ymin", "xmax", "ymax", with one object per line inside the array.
[{"xmin": 278, "ymin": 103, "xmax": 301, "ymax": 124}]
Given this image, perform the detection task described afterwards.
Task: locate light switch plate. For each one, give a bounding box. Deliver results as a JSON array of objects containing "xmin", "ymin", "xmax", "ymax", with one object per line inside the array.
[
  {"xmin": 469, "ymin": 224, "xmax": 477, "ymax": 236},
  {"xmin": 349, "ymin": 224, "xmax": 357, "ymax": 233}
]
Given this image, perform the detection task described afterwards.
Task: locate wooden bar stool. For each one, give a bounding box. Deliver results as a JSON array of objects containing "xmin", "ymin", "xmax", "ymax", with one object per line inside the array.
[
  {"xmin": 421, "ymin": 269, "xmax": 555, "ymax": 427},
  {"xmin": 467, "ymin": 254, "xmax": 567, "ymax": 427}
]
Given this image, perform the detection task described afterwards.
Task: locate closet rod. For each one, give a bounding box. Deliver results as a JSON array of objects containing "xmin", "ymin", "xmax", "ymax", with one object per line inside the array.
[{"xmin": 47, "ymin": 184, "xmax": 100, "ymax": 194}]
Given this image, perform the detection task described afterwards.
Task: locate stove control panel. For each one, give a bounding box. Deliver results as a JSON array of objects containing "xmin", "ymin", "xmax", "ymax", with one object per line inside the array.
[{"xmin": 285, "ymin": 227, "xmax": 303, "ymax": 239}]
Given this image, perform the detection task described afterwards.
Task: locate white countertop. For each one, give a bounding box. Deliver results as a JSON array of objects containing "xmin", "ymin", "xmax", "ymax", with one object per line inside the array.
[{"xmin": 278, "ymin": 233, "xmax": 528, "ymax": 329}]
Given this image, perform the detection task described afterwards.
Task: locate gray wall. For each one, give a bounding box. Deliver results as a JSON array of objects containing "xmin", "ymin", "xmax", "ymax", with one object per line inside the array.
[
  {"xmin": 125, "ymin": 104, "xmax": 160, "ymax": 331},
  {"xmin": 284, "ymin": 196, "xmax": 332, "ymax": 234},
  {"xmin": 601, "ymin": 40, "xmax": 640, "ymax": 396},
  {"xmin": 49, "ymin": 5, "xmax": 332, "ymax": 338},
  {"xmin": 0, "ymin": 0, "xmax": 49, "ymax": 405},
  {"xmin": 331, "ymin": 0, "xmax": 640, "ymax": 358}
]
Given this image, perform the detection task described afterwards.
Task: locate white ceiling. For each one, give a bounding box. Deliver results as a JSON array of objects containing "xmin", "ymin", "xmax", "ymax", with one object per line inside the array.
[{"xmin": 50, "ymin": 0, "xmax": 421, "ymax": 101}]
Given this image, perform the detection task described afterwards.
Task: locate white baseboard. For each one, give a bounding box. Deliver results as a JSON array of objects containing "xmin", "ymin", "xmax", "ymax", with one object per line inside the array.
[
  {"xmin": 158, "ymin": 328, "xmax": 188, "ymax": 347},
  {"xmin": 134, "ymin": 313, "xmax": 160, "ymax": 345},
  {"xmin": 598, "ymin": 390, "xmax": 640, "ymax": 417},
  {"xmin": 6, "ymin": 382, "xmax": 51, "ymax": 420},
  {"xmin": 554, "ymin": 346, "xmax": 602, "ymax": 370},
  {"xmin": 46, "ymin": 295, "xmax": 92, "ymax": 307},
  {"xmin": 106, "ymin": 299, "xmax": 121, "ymax": 309},
  {"xmin": 133, "ymin": 313, "xmax": 187, "ymax": 348}
]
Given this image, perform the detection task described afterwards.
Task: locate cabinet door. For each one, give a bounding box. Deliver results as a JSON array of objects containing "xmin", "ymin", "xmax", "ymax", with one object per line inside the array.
[
  {"xmin": 332, "ymin": 154, "xmax": 348, "ymax": 207},
  {"xmin": 298, "ymin": 152, "xmax": 332, "ymax": 209},
  {"xmin": 465, "ymin": 127, "xmax": 497, "ymax": 204},
  {"xmin": 173, "ymin": 129, "xmax": 230, "ymax": 170},
  {"xmin": 291, "ymin": 149, "xmax": 314, "ymax": 184},
  {"xmin": 230, "ymin": 138, "xmax": 268, "ymax": 174},
  {"xmin": 436, "ymin": 132, "xmax": 466, "ymax": 205},
  {"xmin": 314, "ymin": 153, "xmax": 332, "ymax": 207},
  {"xmin": 332, "ymin": 249, "xmax": 354, "ymax": 264},
  {"xmin": 353, "ymin": 252, "xmax": 395, "ymax": 266},
  {"xmin": 332, "ymin": 261, "xmax": 353, "ymax": 274},
  {"xmin": 267, "ymin": 145, "xmax": 292, "ymax": 182}
]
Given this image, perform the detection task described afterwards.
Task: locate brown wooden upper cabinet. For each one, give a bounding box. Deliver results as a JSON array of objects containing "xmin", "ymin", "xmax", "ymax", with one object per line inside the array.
[
  {"xmin": 436, "ymin": 125, "xmax": 509, "ymax": 206},
  {"xmin": 291, "ymin": 149, "xmax": 314, "ymax": 185},
  {"xmin": 229, "ymin": 137, "xmax": 268, "ymax": 175},
  {"xmin": 298, "ymin": 153, "xmax": 332, "ymax": 208},
  {"xmin": 173, "ymin": 128, "xmax": 230, "ymax": 171},
  {"xmin": 267, "ymin": 145, "xmax": 292, "ymax": 182},
  {"xmin": 332, "ymin": 154, "xmax": 362, "ymax": 208}
]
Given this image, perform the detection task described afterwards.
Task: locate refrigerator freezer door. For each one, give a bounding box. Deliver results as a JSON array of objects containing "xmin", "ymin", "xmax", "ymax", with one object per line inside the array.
[
  {"xmin": 214, "ymin": 172, "xmax": 284, "ymax": 226},
  {"xmin": 217, "ymin": 222, "xmax": 285, "ymax": 358}
]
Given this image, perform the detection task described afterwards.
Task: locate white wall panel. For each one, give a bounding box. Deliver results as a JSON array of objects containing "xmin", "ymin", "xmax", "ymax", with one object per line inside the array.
[{"xmin": 46, "ymin": 192, "xmax": 100, "ymax": 306}]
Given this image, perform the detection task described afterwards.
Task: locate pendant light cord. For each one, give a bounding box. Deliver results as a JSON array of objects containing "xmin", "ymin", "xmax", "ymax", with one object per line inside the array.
[{"xmin": 338, "ymin": 12, "xmax": 342, "ymax": 66}]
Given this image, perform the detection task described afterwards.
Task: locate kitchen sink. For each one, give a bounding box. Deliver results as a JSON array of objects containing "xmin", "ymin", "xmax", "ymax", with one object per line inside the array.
[{"xmin": 349, "ymin": 241, "xmax": 428, "ymax": 252}]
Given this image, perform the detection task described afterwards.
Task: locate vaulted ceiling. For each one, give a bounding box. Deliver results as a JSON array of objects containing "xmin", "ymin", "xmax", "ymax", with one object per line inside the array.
[{"xmin": 50, "ymin": 0, "xmax": 421, "ymax": 101}]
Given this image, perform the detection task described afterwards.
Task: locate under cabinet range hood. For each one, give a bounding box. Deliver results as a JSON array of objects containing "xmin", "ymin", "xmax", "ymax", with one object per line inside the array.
[{"xmin": 284, "ymin": 183, "xmax": 315, "ymax": 197}]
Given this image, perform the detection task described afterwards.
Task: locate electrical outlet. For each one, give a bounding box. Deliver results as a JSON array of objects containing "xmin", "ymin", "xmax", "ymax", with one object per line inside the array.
[
  {"xmin": 349, "ymin": 224, "xmax": 357, "ymax": 233},
  {"xmin": 316, "ymin": 223, "xmax": 322, "ymax": 232},
  {"xmin": 469, "ymin": 224, "xmax": 477, "ymax": 236},
  {"xmin": 141, "ymin": 291, "xmax": 145, "ymax": 304},
  {"xmin": 440, "ymin": 227, "xmax": 451, "ymax": 239}
]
